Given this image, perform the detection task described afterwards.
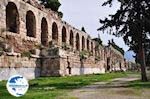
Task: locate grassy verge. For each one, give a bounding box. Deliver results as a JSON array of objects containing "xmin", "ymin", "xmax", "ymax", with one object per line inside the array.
[
  {"xmin": 0, "ymin": 72, "xmax": 130, "ymax": 99},
  {"xmin": 128, "ymin": 80, "xmax": 150, "ymax": 89}
]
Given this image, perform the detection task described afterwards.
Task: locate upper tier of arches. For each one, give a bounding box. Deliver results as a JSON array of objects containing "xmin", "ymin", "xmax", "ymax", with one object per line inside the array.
[{"xmin": 4, "ymin": 1, "xmax": 95, "ymax": 53}]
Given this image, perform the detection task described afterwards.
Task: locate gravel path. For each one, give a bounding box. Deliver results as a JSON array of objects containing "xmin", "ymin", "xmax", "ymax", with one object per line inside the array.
[{"xmin": 63, "ymin": 74, "xmax": 150, "ymax": 99}]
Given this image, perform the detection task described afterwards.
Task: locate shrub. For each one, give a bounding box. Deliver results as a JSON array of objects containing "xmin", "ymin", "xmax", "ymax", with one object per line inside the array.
[
  {"xmin": 79, "ymin": 50, "xmax": 89, "ymax": 60},
  {"xmin": 21, "ymin": 51, "xmax": 31, "ymax": 58}
]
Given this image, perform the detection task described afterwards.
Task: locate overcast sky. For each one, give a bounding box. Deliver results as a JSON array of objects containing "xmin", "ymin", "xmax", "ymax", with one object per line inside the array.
[{"xmin": 59, "ymin": 0, "xmax": 129, "ymax": 51}]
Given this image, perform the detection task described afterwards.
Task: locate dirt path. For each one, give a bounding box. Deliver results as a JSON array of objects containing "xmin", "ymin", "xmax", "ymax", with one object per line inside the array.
[{"xmin": 63, "ymin": 74, "xmax": 150, "ymax": 99}]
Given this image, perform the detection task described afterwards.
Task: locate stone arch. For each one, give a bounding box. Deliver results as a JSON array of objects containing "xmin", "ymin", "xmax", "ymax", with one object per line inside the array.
[
  {"xmin": 62, "ymin": 26, "xmax": 67, "ymax": 43},
  {"xmin": 26, "ymin": 10, "xmax": 36, "ymax": 37},
  {"xmin": 76, "ymin": 33, "xmax": 80, "ymax": 51},
  {"xmin": 41, "ymin": 17, "xmax": 48, "ymax": 46},
  {"xmin": 70, "ymin": 30, "xmax": 74, "ymax": 47},
  {"xmin": 52, "ymin": 22, "xmax": 58, "ymax": 42},
  {"xmin": 87, "ymin": 39, "xmax": 89, "ymax": 51},
  {"xmin": 6, "ymin": 2, "xmax": 19, "ymax": 33},
  {"xmin": 82, "ymin": 36, "xmax": 85, "ymax": 50}
]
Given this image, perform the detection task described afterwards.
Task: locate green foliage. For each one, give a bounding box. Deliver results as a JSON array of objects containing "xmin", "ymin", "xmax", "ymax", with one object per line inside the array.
[
  {"xmin": 131, "ymin": 38, "xmax": 150, "ymax": 66},
  {"xmin": 98, "ymin": 0, "xmax": 150, "ymax": 49},
  {"xmin": 128, "ymin": 80, "xmax": 150, "ymax": 89},
  {"xmin": 0, "ymin": 28, "xmax": 6, "ymax": 34},
  {"xmin": 21, "ymin": 51, "xmax": 31, "ymax": 58},
  {"xmin": 58, "ymin": 11, "xmax": 63, "ymax": 18},
  {"xmin": 79, "ymin": 50, "xmax": 89, "ymax": 60},
  {"xmin": 98, "ymin": 0, "xmax": 150, "ymax": 81},
  {"xmin": 0, "ymin": 28, "xmax": 6, "ymax": 42},
  {"xmin": 0, "ymin": 47, "xmax": 4, "ymax": 56},
  {"xmin": 40, "ymin": 0, "xmax": 61, "ymax": 11},
  {"xmin": 99, "ymin": 0, "xmax": 150, "ymax": 41},
  {"xmin": 0, "ymin": 47, "xmax": 3, "ymax": 52},
  {"xmin": 35, "ymin": 44, "xmax": 43, "ymax": 49},
  {"xmin": 81, "ymin": 27, "xmax": 86, "ymax": 32}
]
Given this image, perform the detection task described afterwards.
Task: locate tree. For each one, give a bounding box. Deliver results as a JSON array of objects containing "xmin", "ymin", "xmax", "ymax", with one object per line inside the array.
[
  {"xmin": 58, "ymin": 11, "xmax": 63, "ymax": 18},
  {"xmin": 131, "ymin": 36, "xmax": 150, "ymax": 67},
  {"xmin": 98, "ymin": 0, "xmax": 150, "ymax": 81},
  {"xmin": 39, "ymin": 0, "xmax": 63, "ymax": 18},
  {"xmin": 81, "ymin": 27, "xmax": 86, "ymax": 32},
  {"xmin": 39, "ymin": 0, "xmax": 61, "ymax": 11}
]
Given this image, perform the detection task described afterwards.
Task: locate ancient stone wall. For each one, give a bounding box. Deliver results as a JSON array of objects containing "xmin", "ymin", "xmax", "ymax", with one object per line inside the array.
[
  {"xmin": 0, "ymin": 0, "xmax": 126, "ymax": 80},
  {"xmin": 0, "ymin": 52, "xmax": 41, "ymax": 80},
  {"xmin": 0, "ymin": 0, "xmax": 96, "ymax": 53},
  {"xmin": 104, "ymin": 45, "xmax": 126, "ymax": 72},
  {"xmin": 41, "ymin": 48, "xmax": 105, "ymax": 76}
]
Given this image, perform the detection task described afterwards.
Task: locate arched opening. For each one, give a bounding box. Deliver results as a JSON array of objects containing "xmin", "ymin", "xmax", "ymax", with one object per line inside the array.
[
  {"xmin": 62, "ymin": 26, "xmax": 67, "ymax": 43},
  {"xmin": 119, "ymin": 62, "xmax": 122, "ymax": 70},
  {"xmin": 6, "ymin": 2, "xmax": 19, "ymax": 33},
  {"xmin": 107, "ymin": 57, "xmax": 111, "ymax": 71},
  {"xmin": 70, "ymin": 30, "xmax": 74, "ymax": 47},
  {"xmin": 76, "ymin": 33, "xmax": 80, "ymax": 51},
  {"xmin": 52, "ymin": 22, "xmax": 58, "ymax": 42},
  {"xmin": 82, "ymin": 36, "xmax": 85, "ymax": 50},
  {"xmin": 91, "ymin": 42, "xmax": 93, "ymax": 54},
  {"xmin": 41, "ymin": 17, "xmax": 48, "ymax": 46},
  {"xmin": 87, "ymin": 39, "xmax": 89, "ymax": 51},
  {"xmin": 26, "ymin": 11, "xmax": 36, "ymax": 37}
]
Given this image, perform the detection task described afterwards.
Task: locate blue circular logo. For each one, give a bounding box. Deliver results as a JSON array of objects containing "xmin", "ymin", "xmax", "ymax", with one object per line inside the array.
[{"xmin": 6, "ymin": 75, "xmax": 29, "ymax": 97}]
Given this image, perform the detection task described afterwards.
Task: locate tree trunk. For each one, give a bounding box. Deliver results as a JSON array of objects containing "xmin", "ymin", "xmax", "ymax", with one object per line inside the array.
[
  {"xmin": 138, "ymin": 34, "xmax": 148, "ymax": 82},
  {"xmin": 135, "ymin": 1, "xmax": 148, "ymax": 82}
]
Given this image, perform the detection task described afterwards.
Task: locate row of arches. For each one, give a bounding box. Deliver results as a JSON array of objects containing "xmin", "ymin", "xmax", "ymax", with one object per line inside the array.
[
  {"xmin": 5, "ymin": 2, "xmax": 94, "ymax": 51},
  {"xmin": 6, "ymin": 2, "xmax": 36, "ymax": 37}
]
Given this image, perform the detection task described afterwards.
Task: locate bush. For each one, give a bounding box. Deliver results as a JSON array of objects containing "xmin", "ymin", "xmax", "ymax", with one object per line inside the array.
[
  {"xmin": 40, "ymin": 0, "xmax": 61, "ymax": 11},
  {"xmin": 79, "ymin": 50, "xmax": 89, "ymax": 60},
  {"xmin": 21, "ymin": 51, "xmax": 31, "ymax": 58}
]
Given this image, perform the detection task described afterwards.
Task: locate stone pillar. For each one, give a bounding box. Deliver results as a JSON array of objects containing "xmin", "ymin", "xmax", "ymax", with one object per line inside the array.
[
  {"xmin": 58, "ymin": 23, "xmax": 62, "ymax": 47},
  {"xmin": 66, "ymin": 27, "xmax": 70, "ymax": 46}
]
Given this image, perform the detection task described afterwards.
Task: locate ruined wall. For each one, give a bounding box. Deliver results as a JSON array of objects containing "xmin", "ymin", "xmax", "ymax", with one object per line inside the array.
[
  {"xmin": 0, "ymin": 0, "xmax": 126, "ymax": 80},
  {"xmin": 104, "ymin": 45, "xmax": 126, "ymax": 72},
  {"xmin": 40, "ymin": 48, "xmax": 105, "ymax": 76},
  {"xmin": 0, "ymin": 52, "xmax": 41, "ymax": 80},
  {"xmin": 0, "ymin": 0, "xmax": 96, "ymax": 53}
]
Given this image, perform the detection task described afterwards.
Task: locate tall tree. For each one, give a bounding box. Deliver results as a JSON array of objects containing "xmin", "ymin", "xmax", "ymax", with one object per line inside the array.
[
  {"xmin": 131, "ymin": 36, "xmax": 150, "ymax": 67},
  {"xmin": 98, "ymin": 0, "xmax": 150, "ymax": 81}
]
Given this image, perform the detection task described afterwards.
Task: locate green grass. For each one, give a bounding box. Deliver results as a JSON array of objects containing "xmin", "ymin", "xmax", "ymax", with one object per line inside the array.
[
  {"xmin": 0, "ymin": 72, "xmax": 130, "ymax": 99},
  {"xmin": 128, "ymin": 80, "xmax": 150, "ymax": 89}
]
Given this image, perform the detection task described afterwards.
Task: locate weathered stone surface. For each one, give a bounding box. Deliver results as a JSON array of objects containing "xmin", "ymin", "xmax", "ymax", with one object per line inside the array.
[
  {"xmin": 0, "ymin": 0, "xmax": 126, "ymax": 80},
  {"xmin": 0, "ymin": 67, "xmax": 40, "ymax": 80}
]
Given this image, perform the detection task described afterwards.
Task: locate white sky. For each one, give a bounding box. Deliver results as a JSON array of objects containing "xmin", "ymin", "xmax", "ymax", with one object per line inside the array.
[{"xmin": 59, "ymin": 0, "xmax": 129, "ymax": 51}]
